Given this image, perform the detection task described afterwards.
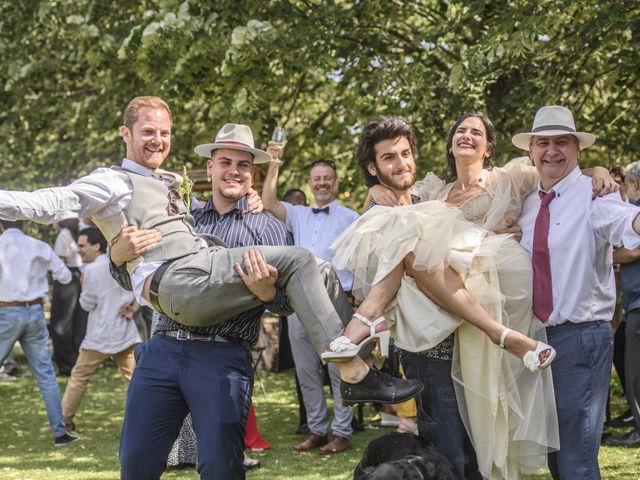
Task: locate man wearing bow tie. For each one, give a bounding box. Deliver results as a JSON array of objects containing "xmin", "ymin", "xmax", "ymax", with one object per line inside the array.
[{"xmin": 263, "ymin": 156, "xmax": 359, "ymax": 454}]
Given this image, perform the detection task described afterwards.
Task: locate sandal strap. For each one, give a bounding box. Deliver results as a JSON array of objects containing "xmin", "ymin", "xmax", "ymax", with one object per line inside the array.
[{"xmin": 352, "ymin": 312, "xmax": 385, "ymax": 336}]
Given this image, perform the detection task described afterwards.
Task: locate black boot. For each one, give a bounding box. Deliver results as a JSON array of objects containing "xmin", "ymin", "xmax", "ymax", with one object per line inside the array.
[{"xmin": 341, "ymin": 368, "xmax": 423, "ymax": 406}]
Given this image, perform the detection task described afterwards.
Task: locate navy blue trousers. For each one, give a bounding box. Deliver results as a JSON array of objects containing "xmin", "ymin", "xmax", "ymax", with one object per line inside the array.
[
  {"xmin": 546, "ymin": 321, "xmax": 613, "ymax": 480},
  {"xmin": 119, "ymin": 335, "xmax": 253, "ymax": 480},
  {"xmin": 401, "ymin": 352, "xmax": 480, "ymax": 480}
]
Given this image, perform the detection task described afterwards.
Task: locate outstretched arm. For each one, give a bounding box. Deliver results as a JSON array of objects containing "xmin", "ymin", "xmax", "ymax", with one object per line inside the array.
[{"xmin": 261, "ymin": 142, "xmax": 287, "ymax": 221}]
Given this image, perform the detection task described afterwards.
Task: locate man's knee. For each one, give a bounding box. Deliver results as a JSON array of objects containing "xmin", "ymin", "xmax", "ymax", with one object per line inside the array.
[{"xmin": 120, "ymin": 445, "xmax": 166, "ymax": 480}]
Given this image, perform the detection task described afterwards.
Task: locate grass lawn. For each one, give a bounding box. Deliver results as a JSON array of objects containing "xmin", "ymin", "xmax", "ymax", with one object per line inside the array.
[{"xmin": 1, "ymin": 354, "xmax": 639, "ymax": 479}]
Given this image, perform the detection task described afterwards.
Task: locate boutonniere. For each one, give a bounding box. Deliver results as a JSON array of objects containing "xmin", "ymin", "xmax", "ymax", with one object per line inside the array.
[{"xmin": 180, "ymin": 166, "xmax": 195, "ymax": 211}]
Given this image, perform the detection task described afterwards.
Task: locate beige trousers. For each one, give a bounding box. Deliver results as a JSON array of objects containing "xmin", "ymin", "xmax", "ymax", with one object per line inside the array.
[{"xmin": 61, "ymin": 345, "xmax": 137, "ymax": 424}]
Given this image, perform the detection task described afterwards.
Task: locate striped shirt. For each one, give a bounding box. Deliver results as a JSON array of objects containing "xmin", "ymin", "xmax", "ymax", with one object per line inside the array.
[{"xmin": 112, "ymin": 196, "xmax": 293, "ymax": 344}]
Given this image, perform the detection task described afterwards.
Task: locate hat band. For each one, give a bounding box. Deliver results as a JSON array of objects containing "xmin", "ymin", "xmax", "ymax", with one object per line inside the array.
[
  {"xmin": 215, "ymin": 140, "xmax": 253, "ymax": 148},
  {"xmin": 532, "ymin": 125, "xmax": 576, "ymax": 133}
]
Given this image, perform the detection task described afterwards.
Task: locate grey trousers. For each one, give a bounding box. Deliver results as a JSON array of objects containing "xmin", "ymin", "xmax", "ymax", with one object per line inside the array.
[
  {"xmin": 156, "ymin": 246, "xmax": 352, "ymax": 354},
  {"xmin": 625, "ymin": 309, "xmax": 640, "ymax": 432},
  {"xmin": 288, "ymin": 312, "xmax": 353, "ymax": 439}
]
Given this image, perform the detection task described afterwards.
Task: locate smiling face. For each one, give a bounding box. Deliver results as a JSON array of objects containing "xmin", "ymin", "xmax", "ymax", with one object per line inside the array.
[
  {"xmin": 529, "ymin": 135, "xmax": 580, "ymax": 190},
  {"xmin": 120, "ymin": 106, "xmax": 172, "ymax": 170},
  {"xmin": 368, "ymin": 136, "xmax": 416, "ymax": 192},
  {"xmin": 308, "ymin": 164, "xmax": 339, "ymax": 207},
  {"xmin": 450, "ymin": 116, "xmax": 493, "ymax": 166},
  {"xmin": 77, "ymin": 234, "xmax": 101, "ymax": 263},
  {"xmin": 207, "ymin": 148, "xmax": 255, "ymax": 203}
]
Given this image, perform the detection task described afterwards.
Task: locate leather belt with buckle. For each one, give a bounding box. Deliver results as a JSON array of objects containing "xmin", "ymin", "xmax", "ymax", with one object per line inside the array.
[
  {"xmin": 148, "ymin": 259, "xmax": 177, "ymax": 314},
  {"xmin": 0, "ymin": 298, "xmax": 44, "ymax": 307},
  {"xmin": 162, "ymin": 330, "xmax": 251, "ymax": 351}
]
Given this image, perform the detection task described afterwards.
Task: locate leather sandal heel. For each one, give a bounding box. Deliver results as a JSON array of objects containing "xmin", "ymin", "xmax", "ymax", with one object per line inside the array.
[{"xmin": 321, "ymin": 313, "xmax": 389, "ymax": 362}]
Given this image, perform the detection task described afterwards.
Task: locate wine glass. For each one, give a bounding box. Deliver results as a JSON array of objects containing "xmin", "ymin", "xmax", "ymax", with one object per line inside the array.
[{"xmin": 270, "ymin": 126, "xmax": 286, "ymax": 165}]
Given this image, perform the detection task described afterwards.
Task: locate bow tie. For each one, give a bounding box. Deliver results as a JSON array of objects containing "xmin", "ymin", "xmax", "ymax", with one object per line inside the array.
[{"xmin": 312, "ymin": 206, "xmax": 330, "ymax": 214}]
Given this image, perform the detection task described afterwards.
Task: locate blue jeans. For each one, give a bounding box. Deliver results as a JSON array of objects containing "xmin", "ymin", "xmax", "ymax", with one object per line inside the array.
[
  {"xmin": 546, "ymin": 321, "xmax": 613, "ymax": 480},
  {"xmin": 0, "ymin": 305, "xmax": 66, "ymax": 438},
  {"xmin": 401, "ymin": 351, "xmax": 480, "ymax": 480},
  {"xmin": 119, "ymin": 335, "xmax": 253, "ymax": 480}
]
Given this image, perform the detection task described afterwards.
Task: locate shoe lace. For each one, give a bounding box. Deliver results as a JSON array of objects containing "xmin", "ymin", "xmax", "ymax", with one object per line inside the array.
[{"xmin": 371, "ymin": 368, "xmax": 395, "ymax": 386}]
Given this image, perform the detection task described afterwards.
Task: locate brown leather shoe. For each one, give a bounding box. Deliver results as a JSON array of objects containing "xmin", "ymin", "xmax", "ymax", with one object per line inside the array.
[
  {"xmin": 293, "ymin": 434, "xmax": 328, "ymax": 452},
  {"xmin": 319, "ymin": 435, "xmax": 351, "ymax": 454}
]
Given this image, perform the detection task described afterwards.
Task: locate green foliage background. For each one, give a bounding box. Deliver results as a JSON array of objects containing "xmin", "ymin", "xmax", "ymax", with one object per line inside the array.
[{"xmin": 1, "ymin": 0, "xmax": 638, "ymax": 208}]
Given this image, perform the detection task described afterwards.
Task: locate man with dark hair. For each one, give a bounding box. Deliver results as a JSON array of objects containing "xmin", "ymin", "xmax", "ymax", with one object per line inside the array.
[
  {"xmin": 354, "ymin": 116, "xmax": 480, "ymax": 477},
  {"xmin": 356, "ymin": 116, "xmax": 417, "ymax": 188},
  {"xmin": 61, "ymin": 227, "xmax": 141, "ymax": 432},
  {"xmin": 0, "ymin": 219, "xmax": 78, "ymax": 446}
]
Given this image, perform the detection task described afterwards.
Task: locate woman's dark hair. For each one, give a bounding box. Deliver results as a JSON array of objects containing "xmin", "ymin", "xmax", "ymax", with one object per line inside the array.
[
  {"xmin": 445, "ymin": 112, "xmax": 496, "ymax": 178},
  {"xmin": 357, "ymin": 117, "xmax": 417, "ymax": 187},
  {"xmin": 58, "ymin": 218, "xmax": 80, "ymax": 241}
]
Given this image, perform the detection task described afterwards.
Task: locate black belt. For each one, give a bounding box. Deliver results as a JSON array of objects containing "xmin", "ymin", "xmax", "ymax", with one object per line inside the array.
[
  {"xmin": 148, "ymin": 260, "xmax": 177, "ymax": 314},
  {"xmin": 162, "ymin": 330, "xmax": 251, "ymax": 350}
]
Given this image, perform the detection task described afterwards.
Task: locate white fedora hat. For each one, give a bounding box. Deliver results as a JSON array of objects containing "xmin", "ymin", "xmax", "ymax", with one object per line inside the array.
[
  {"xmin": 512, "ymin": 105, "xmax": 596, "ymax": 151},
  {"xmin": 194, "ymin": 123, "xmax": 271, "ymax": 164}
]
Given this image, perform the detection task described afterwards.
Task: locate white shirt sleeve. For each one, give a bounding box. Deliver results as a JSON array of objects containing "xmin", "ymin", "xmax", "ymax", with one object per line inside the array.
[
  {"xmin": 0, "ymin": 168, "xmax": 132, "ymax": 224},
  {"xmin": 48, "ymin": 249, "xmax": 72, "ymax": 284},
  {"xmin": 79, "ymin": 266, "xmax": 98, "ymax": 311},
  {"xmin": 591, "ymin": 193, "xmax": 640, "ymax": 249}
]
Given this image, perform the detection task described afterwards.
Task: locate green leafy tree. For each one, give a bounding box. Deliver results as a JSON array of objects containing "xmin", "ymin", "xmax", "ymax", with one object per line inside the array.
[{"xmin": 1, "ymin": 0, "xmax": 638, "ymax": 210}]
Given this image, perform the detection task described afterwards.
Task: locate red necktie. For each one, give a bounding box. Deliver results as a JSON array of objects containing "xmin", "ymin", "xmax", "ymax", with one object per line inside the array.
[{"xmin": 532, "ymin": 190, "xmax": 556, "ymax": 322}]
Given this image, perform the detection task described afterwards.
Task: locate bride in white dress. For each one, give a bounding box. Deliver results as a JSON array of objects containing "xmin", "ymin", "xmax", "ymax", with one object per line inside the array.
[{"xmin": 324, "ymin": 113, "xmax": 613, "ymax": 479}]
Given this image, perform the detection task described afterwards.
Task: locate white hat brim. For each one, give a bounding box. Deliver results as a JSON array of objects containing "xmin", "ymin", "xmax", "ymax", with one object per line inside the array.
[
  {"xmin": 512, "ymin": 131, "xmax": 596, "ymax": 151},
  {"xmin": 194, "ymin": 143, "xmax": 272, "ymax": 164}
]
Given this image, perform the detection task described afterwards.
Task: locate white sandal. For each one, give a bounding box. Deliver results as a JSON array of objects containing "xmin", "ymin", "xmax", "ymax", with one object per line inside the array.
[
  {"xmin": 499, "ymin": 328, "xmax": 556, "ymax": 373},
  {"xmin": 321, "ymin": 313, "xmax": 390, "ymax": 362}
]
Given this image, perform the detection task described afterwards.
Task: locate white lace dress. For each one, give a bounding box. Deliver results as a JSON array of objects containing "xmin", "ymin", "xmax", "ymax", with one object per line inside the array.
[{"xmin": 331, "ymin": 158, "xmax": 559, "ymax": 479}]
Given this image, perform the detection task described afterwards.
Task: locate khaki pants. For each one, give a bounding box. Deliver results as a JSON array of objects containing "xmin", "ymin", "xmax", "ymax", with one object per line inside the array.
[{"xmin": 62, "ymin": 345, "xmax": 137, "ymax": 424}]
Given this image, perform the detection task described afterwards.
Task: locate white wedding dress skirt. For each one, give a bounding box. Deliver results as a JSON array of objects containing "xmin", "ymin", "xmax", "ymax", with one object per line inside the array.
[{"xmin": 332, "ymin": 201, "xmax": 559, "ymax": 480}]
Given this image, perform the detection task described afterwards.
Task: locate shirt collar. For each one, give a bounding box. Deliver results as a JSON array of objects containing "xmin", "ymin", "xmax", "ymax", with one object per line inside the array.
[
  {"xmin": 537, "ymin": 166, "xmax": 581, "ymax": 198},
  {"xmin": 312, "ymin": 199, "xmax": 339, "ymax": 209},
  {"xmin": 202, "ymin": 196, "xmax": 249, "ymax": 215},
  {"xmin": 122, "ymin": 158, "xmax": 155, "ymax": 177}
]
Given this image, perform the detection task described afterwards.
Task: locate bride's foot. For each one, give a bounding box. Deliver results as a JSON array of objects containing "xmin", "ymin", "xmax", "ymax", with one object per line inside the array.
[
  {"xmin": 320, "ymin": 313, "xmax": 390, "ymax": 362},
  {"xmin": 499, "ymin": 328, "xmax": 556, "ymax": 372}
]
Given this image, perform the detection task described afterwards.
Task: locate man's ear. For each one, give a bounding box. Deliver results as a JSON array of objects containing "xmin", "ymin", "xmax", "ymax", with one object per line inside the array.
[
  {"xmin": 206, "ymin": 159, "xmax": 213, "ymax": 181},
  {"xmin": 119, "ymin": 126, "xmax": 130, "ymax": 143},
  {"xmin": 366, "ymin": 162, "xmax": 378, "ymax": 178}
]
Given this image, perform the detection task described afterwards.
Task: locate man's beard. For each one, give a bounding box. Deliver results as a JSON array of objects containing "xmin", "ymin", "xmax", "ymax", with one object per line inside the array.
[{"xmin": 376, "ymin": 169, "xmax": 415, "ymax": 192}]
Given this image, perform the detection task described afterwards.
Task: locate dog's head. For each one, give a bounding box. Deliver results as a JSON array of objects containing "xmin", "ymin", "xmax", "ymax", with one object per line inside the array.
[{"xmin": 354, "ymin": 432, "xmax": 457, "ymax": 480}]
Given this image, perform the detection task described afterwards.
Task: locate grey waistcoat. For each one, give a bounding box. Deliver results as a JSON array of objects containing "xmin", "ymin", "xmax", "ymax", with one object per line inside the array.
[{"xmin": 92, "ymin": 167, "xmax": 203, "ymax": 276}]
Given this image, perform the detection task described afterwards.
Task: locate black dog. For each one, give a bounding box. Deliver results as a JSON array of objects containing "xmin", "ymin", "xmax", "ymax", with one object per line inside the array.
[{"xmin": 354, "ymin": 432, "xmax": 457, "ymax": 480}]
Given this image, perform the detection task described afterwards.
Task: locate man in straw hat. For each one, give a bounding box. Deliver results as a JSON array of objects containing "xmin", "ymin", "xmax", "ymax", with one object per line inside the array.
[{"xmin": 514, "ymin": 105, "xmax": 640, "ymax": 479}]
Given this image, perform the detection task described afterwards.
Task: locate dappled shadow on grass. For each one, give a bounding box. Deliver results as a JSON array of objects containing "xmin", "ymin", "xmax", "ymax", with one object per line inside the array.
[{"xmin": 3, "ymin": 361, "xmax": 640, "ymax": 479}]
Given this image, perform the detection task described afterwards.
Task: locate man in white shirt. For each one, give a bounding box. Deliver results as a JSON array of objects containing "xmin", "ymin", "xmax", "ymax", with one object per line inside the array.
[
  {"xmin": 514, "ymin": 106, "xmax": 640, "ymax": 479},
  {"xmin": 0, "ymin": 220, "xmax": 79, "ymax": 446},
  {"xmin": 262, "ymin": 155, "xmax": 359, "ymax": 454},
  {"xmin": 61, "ymin": 227, "xmax": 141, "ymax": 431}
]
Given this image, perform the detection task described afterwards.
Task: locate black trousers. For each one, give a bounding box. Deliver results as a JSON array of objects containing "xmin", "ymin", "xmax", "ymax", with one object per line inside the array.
[
  {"xmin": 625, "ymin": 310, "xmax": 640, "ymax": 431},
  {"xmin": 50, "ymin": 267, "xmax": 87, "ymax": 375}
]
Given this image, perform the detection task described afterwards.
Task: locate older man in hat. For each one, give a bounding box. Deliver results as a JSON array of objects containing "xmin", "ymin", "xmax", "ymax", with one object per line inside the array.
[{"xmin": 514, "ymin": 105, "xmax": 640, "ymax": 479}]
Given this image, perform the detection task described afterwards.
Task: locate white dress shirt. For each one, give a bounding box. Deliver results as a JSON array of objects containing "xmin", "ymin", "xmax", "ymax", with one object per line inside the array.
[
  {"xmin": 283, "ymin": 199, "xmax": 359, "ymax": 290},
  {"xmin": 79, "ymin": 254, "xmax": 141, "ymax": 354},
  {"xmin": 0, "ymin": 159, "xmax": 171, "ymax": 304},
  {"xmin": 53, "ymin": 227, "xmax": 83, "ymax": 268},
  {"xmin": 0, "ymin": 228, "xmax": 72, "ymax": 301},
  {"xmin": 519, "ymin": 167, "xmax": 640, "ymax": 326}
]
